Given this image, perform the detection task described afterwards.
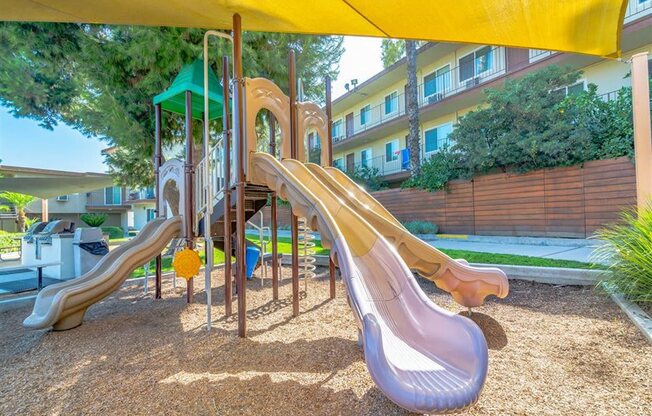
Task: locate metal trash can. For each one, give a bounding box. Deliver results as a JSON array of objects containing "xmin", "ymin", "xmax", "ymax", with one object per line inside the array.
[{"xmin": 73, "ymin": 228, "xmax": 109, "ymax": 277}]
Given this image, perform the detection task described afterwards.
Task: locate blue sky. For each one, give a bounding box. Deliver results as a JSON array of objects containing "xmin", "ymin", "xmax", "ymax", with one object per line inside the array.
[{"xmin": 0, "ymin": 36, "xmax": 382, "ymax": 174}]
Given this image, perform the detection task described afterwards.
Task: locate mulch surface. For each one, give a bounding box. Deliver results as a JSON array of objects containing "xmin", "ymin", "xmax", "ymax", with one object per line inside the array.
[{"xmin": 1, "ymin": 267, "xmax": 650, "ymax": 415}]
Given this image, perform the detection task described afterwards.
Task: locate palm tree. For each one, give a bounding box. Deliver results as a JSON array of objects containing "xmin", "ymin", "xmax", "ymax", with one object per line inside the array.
[
  {"xmin": 405, "ymin": 40, "xmax": 421, "ymax": 177},
  {"xmin": 0, "ymin": 191, "xmax": 36, "ymax": 232}
]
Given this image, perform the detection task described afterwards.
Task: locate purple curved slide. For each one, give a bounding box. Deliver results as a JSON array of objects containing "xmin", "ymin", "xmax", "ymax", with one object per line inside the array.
[{"xmin": 251, "ymin": 152, "xmax": 488, "ymax": 413}]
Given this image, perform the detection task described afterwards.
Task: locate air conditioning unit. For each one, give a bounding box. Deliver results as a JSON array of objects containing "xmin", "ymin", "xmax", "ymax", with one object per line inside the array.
[
  {"xmin": 465, "ymin": 77, "xmax": 480, "ymax": 89},
  {"xmin": 427, "ymin": 93, "xmax": 444, "ymax": 104},
  {"xmin": 56, "ymin": 195, "xmax": 69, "ymax": 202}
]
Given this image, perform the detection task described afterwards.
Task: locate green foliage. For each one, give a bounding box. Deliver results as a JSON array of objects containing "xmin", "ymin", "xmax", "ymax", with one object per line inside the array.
[
  {"xmin": 594, "ymin": 204, "xmax": 652, "ymax": 303},
  {"xmin": 101, "ymin": 226, "xmax": 124, "ymax": 239},
  {"xmin": 348, "ymin": 165, "xmax": 388, "ymax": 192},
  {"xmin": 402, "ymin": 221, "xmax": 438, "ymax": 235},
  {"xmin": 0, "ymin": 22, "xmax": 344, "ymax": 187},
  {"xmin": 402, "ymin": 149, "xmax": 463, "ymax": 192},
  {"xmin": 0, "ymin": 231, "xmax": 23, "ymax": 250},
  {"xmin": 80, "ymin": 213, "xmax": 107, "ymax": 227},
  {"xmin": 0, "ymin": 191, "xmax": 36, "ymax": 232},
  {"xmin": 381, "ymin": 39, "xmax": 405, "ymax": 68},
  {"xmin": 24, "ymin": 217, "xmax": 39, "ymax": 229}
]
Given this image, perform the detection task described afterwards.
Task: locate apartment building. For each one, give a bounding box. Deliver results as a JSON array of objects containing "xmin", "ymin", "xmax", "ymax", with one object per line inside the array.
[
  {"xmin": 329, "ymin": 1, "xmax": 652, "ymax": 185},
  {"xmin": 24, "ymin": 186, "xmax": 156, "ymax": 233}
]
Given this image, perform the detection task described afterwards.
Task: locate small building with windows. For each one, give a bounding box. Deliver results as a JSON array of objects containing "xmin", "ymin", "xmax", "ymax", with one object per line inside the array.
[{"xmin": 330, "ymin": 0, "xmax": 652, "ymax": 185}]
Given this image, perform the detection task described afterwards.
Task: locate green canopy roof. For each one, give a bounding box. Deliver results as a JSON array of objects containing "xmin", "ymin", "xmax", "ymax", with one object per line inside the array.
[{"xmin": 153, "ymin": 59, "xmax": 224, "ymax": 120}]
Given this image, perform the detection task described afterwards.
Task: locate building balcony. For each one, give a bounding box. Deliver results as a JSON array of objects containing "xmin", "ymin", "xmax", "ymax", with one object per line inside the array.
[
  {"xmin": 126, "ymin": 187, "xmax": 155, "ymax": 202},
  {"xmin": 337, "ymin": 149, "xmax": 411, "ymax": 183}
]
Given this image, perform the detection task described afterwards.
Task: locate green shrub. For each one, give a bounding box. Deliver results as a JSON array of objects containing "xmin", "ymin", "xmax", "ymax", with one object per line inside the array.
[
  {"xmin": 101, "ymin": 226, "xmax": 124, "ymax": 239},
  {"xmin": 80, "ymin": 213, "xmax": 108, "ymax": 227},
  {"xmin": 401, "ymin": 149, "xmax": 463, "ymax": 192},
  {"xmin": 403, "ymin": 221, "xmax": 438, "ymax": 235},
  {"xmin": 0, "ymin": 231, "xmax": 23, "ymax": 250},
  {"xmin": 593, "ymin": 205, "xmax": 652, "ymax": 303},
  {"xmin": 349, "ymin": 165, "xmax": 388, "ymax": 192}
]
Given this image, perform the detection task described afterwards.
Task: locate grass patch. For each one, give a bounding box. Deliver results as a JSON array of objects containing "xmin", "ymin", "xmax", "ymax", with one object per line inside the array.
[
  {"xmin": 126, "ymin": 234, "xmax": 600, "ymax": 278},
  {"xmin": 439, "ymin": 249, "xmax": 604, "ymax": 270}
]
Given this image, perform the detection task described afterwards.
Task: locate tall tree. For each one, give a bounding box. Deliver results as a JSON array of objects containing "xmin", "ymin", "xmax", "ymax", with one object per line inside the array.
[
  {"xmin": 0, "ymin": 23, "xmax": 343, "ymax": 187},
  {"xmin": 380, "ymin": 39, "xmax": 405, "ymax": 68},
  {"xmin": 405, "ymin": 40, "xmax": 421, "ymax": 176},
  {"xmin": 0, "ymin": 192, "xmax": 35, "ymax": 232}
]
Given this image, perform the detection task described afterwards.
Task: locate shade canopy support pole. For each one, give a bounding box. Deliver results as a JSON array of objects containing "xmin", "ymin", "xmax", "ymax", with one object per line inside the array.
[
  {"xmin": 222, "ymin": 55, "xmax": 233, "ymax": 318},
  {"xmin": 631, "ymin": 52, "xmax": 652, "ymax": 211}
]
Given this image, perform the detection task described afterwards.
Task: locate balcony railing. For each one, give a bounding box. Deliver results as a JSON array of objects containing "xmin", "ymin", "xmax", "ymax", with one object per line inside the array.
[
  {"xmin": 625, "ymin": 0, "xmax": 652, "ymax": 22},
  {"xmin": 338, "ymin": 149, "xmax": 410, "ymax": 178},
  {"xmin": 127, "ymin": 187, "xmax": 155, "ymax": 201}
]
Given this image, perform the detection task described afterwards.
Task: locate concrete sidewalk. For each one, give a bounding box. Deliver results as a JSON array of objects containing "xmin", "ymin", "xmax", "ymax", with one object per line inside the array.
[{"xmin": 246, "ymin": 228, "xmax": 603, "ymax": 264}]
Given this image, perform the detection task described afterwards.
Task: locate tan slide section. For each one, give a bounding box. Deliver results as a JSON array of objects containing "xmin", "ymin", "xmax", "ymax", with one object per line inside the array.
[
  {"xmin": 307, "ymin": 163, "xmax": 508, "ymax": 307},
  {"xmin": 250, "ymin": 152, "xmax": 489, "ymax": 413},
  {"xmin": 24, "ymin": 216, "xmax": 182, "ymax": 331}
]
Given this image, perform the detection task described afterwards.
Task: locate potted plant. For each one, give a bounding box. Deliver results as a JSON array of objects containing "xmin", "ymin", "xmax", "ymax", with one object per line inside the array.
[{"xmin": 80, "ymin": 213, "xmax": 109, "ymax": 241}]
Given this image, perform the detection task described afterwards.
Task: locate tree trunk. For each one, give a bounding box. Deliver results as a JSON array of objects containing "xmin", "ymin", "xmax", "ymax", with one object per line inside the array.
[
  {"xmin": 406, "ymin": 40, "xmax": 421, "ymax": 177},
  {"xmin": 17, "ymin": 208, "xmax": 26, "ymax": 232}
]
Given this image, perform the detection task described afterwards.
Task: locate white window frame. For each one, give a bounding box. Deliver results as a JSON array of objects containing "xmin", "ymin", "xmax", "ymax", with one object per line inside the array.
[
  {"xmin": 529, "ymin": 49, "xmax": 553, "ymax": 63},
  {"xmin": 552, "ymin": 79, "xmax": 587, "ymax": 97},
  {"xmin": 384, "ymin": 91, "xmax": 399, "ymax": 115},
  {"xmin": 104, "ymin": 186, "xmax": 122, "ymax": 205},
  {"xmin": 332, "ymin": 118, "xmax": 343, "ymax": 139},
  {"xmin": 423, "ymin": 122, "xmax": 454, "ymax": 157},
  {"xmin": 360, "ymin": 148, "xmax": 373, "ymax": 167},
  {"xmin": 360, "ymin": 104, "xmax": 371, "ymax": 126},
  {"xmin": 458, "ymin": 46, "xmax": 496, "ymax": 84},
  {"xmin": 385, "ymin": 139, "xmax": 400, "ymax": 162},
  {"xmin": 423, "ymin": 63, "xmax": 452, "ymax": 99}
]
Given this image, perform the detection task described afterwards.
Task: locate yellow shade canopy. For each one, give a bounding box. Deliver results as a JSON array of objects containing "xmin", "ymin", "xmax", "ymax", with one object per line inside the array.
[{"xmin": 0, "ymin": 1, "xmax": 628, "ymax": 57}]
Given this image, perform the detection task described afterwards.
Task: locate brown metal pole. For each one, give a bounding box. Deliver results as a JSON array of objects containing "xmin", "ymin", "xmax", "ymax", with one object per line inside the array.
[
  {"xmin": 270, "ymin": 192, "xmax": 279, "ymax": 300},
  {"xmin": 185, "ymin": 90, "xmax": 195, "ymax": 303},
  {"xmin": 288, "ymin": 49, "xmax": 300, "ymax": 317},
  {"xmin": 325, "ymin": 76, "xmax": 336, "ymax": 299},
  {"xmin": 233, "ymin": 13, "xmax": 247, "ymax": 337},
  {"xmin": 268, "ymin": 112, "xmax": 279, "ymax": 300},
  {"xmin": 222, "ymin": 56, "xmax": 233, "ymax": 317},
  {"xmin": 154, "ymin": 103, "xmax": 163, "ymax": 299}
]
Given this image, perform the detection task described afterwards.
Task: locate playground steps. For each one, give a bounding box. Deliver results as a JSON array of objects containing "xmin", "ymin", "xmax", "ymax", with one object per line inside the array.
[{"xmin": 198, "ymin": 183, "xmax": 270, "ymax": 253}]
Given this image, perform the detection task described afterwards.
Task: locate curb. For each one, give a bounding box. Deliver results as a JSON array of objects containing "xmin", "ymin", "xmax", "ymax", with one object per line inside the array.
[
  {"xmin": 470, "ymin": 263, "xmax": 601, "ymax": 286},
  {"xmin": 607, "ymin": 288, "xmax": 652, "ymax": 344}
]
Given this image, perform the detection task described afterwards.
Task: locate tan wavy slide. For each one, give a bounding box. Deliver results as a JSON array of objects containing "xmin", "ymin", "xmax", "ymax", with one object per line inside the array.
[
  {"xmin": 24, "ymin": 216, "xmax": 182, "ymax": 331},
  {"xmin": 306, "ymin": 163, "xmax": 509, "ymax": 307},
  {"xmin": 251, "ymin": 152, "xmax": 489, "ymax": 413}
]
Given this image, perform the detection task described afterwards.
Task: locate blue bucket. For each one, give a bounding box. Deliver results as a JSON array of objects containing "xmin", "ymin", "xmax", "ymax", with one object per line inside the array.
[{"xmin": 245, "ymin": 246, "xmax": 261, "ymax": 279}]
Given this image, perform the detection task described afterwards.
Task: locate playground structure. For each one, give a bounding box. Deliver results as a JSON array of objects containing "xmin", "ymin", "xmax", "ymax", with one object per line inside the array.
[
  {"xmin": 20, "ymin": 15, "xmax": 515, "ymax": 413},
  {"xmin": 15, "ymin": 4, "xmax": 649, "ymax": 411}
]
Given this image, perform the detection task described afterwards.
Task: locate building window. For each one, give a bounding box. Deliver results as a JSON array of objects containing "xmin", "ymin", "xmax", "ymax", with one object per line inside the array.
[
  {"xmin": 459, "ymin": 46, "xmax": 494, "ymax": 83},
  {"xmin": 146, "ymin": 208, "xmax": 156, "ymax": 222},
  {"xmin": 424, "ymin": 65, "xmax": 451, "ymax": 98},
  {"xmin": 384, "ymin": 92, "xmax": 398, "ymax": 115},
  {"xmin": 332, "ymin": 120, "xmax": 343, "ymax": 138},
  {"xmin": 360, "ymin": 105, "xmax": 371, "ymax": 125},
  {"xmin": 553, "ymin": 80, "xmax": 586, "ymax": 98},
  {"xmin": 333, "ymin": 158, "xmax": 344, "ymax": 170},
  {"xmin": 385, "ymin": 139, "xmax": 399, "ymax": 162},
  {"xmin": 424, "ymin": 123, "xmax": 454, "ymax": 154},
  {"xmin": 361, "ymin": 148, "xmax": 372, "ymax": 167},
  {"xmin": 56, "ymin": 195, "xmax": 69, "ymax": 201},
  {"xmin": 104, "ymin": 186, "xmax": 122, "ymax": 205},
  {"xmin": 529, "ymin": 49, "xmax": 552, "ymax": 62}
]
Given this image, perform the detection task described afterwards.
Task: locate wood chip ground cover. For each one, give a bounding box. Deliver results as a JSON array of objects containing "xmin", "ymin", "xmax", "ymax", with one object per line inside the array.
[{"xmin": 1, "ymin": 268, "xmax": 650, "ymax": 415}]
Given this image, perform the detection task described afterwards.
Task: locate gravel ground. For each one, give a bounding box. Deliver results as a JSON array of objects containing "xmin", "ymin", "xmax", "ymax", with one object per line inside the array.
[{"xmin": 1, "ymin": 267, "xmax": 650, "ymax": 416}]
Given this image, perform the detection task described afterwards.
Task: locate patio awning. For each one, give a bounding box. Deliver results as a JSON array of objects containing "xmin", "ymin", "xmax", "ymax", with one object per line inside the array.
[
  {"xmin": 0, "ymin": 165, "xmax": 114, "ymax": 199},
  {"xmin": 0, "ymin": 1, "xmax": 629, "ymax": 58}
]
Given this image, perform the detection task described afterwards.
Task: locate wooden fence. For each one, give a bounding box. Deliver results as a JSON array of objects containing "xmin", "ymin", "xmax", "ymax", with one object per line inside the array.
[{"xmin": 257, "ymin": 157, "xmax": 636, "ymax": 238}]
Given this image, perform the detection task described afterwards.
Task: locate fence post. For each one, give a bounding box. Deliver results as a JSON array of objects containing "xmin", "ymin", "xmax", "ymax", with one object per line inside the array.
[{"xmin": 631, "ymin": 52, "xmax": 652, "ymax": 211}]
